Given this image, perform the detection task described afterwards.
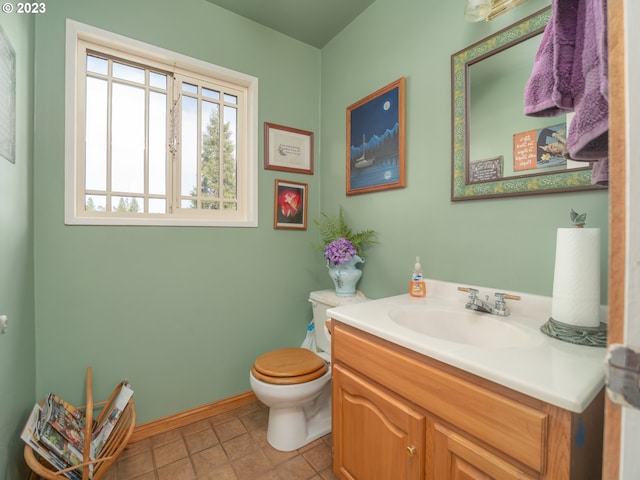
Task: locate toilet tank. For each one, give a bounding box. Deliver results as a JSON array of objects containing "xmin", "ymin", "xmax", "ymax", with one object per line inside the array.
[{"xmin": 309, "ymin": 290, "xmax": 368, "ymax": 354}]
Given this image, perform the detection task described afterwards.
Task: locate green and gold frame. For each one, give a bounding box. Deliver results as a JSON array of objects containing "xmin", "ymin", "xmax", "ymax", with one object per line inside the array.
[{"xmin": 451, "ymin": 7, "xmax": 604, "ymax": 201}]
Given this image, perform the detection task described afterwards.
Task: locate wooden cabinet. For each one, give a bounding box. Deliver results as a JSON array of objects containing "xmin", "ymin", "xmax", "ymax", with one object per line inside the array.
[
  {"xmin": 331, "ymin": 321, "xmax": 604, "ymax": 480},
  {"xmin": 333, "ymin": 363, "xmax": 425, "ymax": 479}
]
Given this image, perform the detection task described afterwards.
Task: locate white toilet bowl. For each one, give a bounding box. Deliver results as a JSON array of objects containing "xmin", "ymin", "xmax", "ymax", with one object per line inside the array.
[
  {"xmin": 249, "ymin": 365, "xmax": 332, "ymax": 451},
  {"xmin": 249, "ymin": 290, "xmax": 367, "ymax": 451}
]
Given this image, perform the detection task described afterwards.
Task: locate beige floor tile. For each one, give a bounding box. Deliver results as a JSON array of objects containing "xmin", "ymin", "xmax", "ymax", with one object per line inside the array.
[
  {"xmin": 191, "ymin": 444, "xmax": 229, "ymax": 475},
  {"xmin": 275, "ymin": 455, "xmax": 316, "ymax": 479},
  {"xmin": 222, "ymin": 432, "xmax": 259, "ymax": 461},
  {"xmin": 184, "ymin": 427, "xmax": 220, "ymax": 455},
  {"xmin": 116, "ymin": 451, "xmax": 155, "ymax": 480},
  {"xmin": 153, "ymin": 437, "xmax": 188, "ymax": 468},
  {"xmin": 113, "ymin": 401, "xmax": 335, "ymax": 480},
  {"xmin": 214, "ymin": 417, "xmax": 248, "ymax": 442},
  {"xmin": 156, "ymin": 457, "xmax": 196, "ymax": 480},
  {"xmin": 230, "ymin": 448, "xmax": 272, "ymax": 479}
]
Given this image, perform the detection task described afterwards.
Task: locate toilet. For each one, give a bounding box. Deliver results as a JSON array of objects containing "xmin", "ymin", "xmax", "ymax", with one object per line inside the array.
[{"xmin": 249, "ymin": 289, "xmax": 367, "ymax": 451}]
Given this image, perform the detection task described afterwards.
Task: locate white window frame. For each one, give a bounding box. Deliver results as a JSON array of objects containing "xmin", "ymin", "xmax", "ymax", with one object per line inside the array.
[{"xmin": 64, "ymin": 19, "xmax": 259, "ymax": 227}]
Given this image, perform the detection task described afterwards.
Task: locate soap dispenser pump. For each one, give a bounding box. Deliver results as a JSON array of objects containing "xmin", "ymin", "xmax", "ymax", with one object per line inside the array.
[{"xmin": 409, "ymin": 257, "xmax": 426, "ymax": 298}]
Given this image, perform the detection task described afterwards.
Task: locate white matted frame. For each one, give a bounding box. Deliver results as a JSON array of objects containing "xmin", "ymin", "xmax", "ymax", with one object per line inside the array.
[
  {"xmin": 0, "ymin": 24, "xmax": 16, "ymax": 164},
  {"xmin": 264, "ymin": 122, "xmax": 314, "ymax": 175}
]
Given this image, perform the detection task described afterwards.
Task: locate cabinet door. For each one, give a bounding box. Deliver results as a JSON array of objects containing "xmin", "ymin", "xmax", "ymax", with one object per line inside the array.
[
  {"xmin": 333, "ymin": 363, "xmax": 425, "ymax": 480},
  {"xmin": 433, "ymin": 423, "xmax": 536, "ymax": 480}
]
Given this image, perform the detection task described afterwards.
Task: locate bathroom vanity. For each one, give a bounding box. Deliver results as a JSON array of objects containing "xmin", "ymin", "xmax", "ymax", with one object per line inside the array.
[{"xmin": 327, "ymin": 281, "xmax": 606, "ymax": 480}]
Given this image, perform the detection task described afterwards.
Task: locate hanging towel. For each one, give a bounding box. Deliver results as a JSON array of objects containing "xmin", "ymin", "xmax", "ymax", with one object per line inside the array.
[
  {"xmin": 524, "ymin": 1, "xmax": 579, "ymax": 116},
  {"xmin": 566, "ymin": 0, "xmax": 609, "ymax": 161},
  {"xmin": 524, "ymin": 0, "xmax": 609, "ymax": 184}
]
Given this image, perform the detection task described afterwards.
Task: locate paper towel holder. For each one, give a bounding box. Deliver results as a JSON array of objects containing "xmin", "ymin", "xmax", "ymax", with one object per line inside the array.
[
  {"xmin": 539, "ymin": 209, "xmax": 607, "ymax": 347},
  {"xmin": 540, "ymin": 317, "xmax": 607, "ymax": 347}
]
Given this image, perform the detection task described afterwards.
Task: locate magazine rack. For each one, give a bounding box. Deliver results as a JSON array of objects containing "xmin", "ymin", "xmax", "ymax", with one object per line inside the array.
[{"xmin": 24, "ymin": 367, "xmax": 136, "ymax": 480}]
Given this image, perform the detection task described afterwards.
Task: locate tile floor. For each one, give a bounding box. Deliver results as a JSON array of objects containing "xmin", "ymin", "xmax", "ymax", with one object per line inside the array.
[{"xmin": 105, "ymin": 400, "xmax": 338, "ymax": 480}]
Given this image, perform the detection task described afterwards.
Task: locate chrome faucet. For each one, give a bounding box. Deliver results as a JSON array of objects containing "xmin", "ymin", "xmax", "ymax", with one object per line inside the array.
[{"xmin": 459, "ymin": 287, "xmax": 518, "ymax": 317}]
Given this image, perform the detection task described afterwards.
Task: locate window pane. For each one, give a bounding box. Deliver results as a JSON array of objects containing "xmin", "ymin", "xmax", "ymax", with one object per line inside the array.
[
  {"xmin": 202, "ymin": 200, "xmax": 219, "ymax": 210},
  {"xmin": 149, "ymin": 72, "xmax": 167, "ymax": 90},
  {"xmin": 148, "ymin": 198, "xmax": 166, "ymax": 213},
  {"xmin": 86, "ymin": 55, "xmax": 108, "ymax": 75},
  {"xmin": 112, "ymin": 196, "xmax": 142, "ymax": 212},
  {"xmin": 181, "ymin": 199, "xmax": 195, "ymax": 209},
  {"xmin": 149, "ymin": 91, "xmax": 167, "ymax": 195},
  {"xmin": 201, "ymin": 100, "xmax": 220, "ymax": 198},
  {"xmin": 203, "ymin": 87, "xmax": 219, "ymax": 100},
  {"xmin": 182, "ymin": 82, "xmax": 197, "ymax": 94},
  {"xmin": 181, "ymin": 95, "xmax": 198, "ymax": 196},
  {"xmin": 85, "ymin": 77, "xmax": 107, "ymax": 191},
  {"xmin": 112, "ymin": 62, "xmax": 145, "ymax": 84},
  {"xmin": 112, "ymin": 83, "xmax": 145, "ymax": 193},
  {"xmin": 223, "ymin": 202, "xmax": 237, "ymax": 211},
  {"xmin": 224, "ymin": 93, "xmax": 237, "ymax": 105},
  {"xmin": 223, "ymin": 105, "xmax": 238, "ymax": 201},
  {"xmin": 85, "ymin": 195, "xmax": 106, "ymax": 212}
]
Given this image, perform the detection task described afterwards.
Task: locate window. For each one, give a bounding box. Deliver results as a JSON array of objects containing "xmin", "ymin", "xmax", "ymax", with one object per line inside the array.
[{"xmin": 65, "ymin": 20, "xmax": 258, "ymax": 226}]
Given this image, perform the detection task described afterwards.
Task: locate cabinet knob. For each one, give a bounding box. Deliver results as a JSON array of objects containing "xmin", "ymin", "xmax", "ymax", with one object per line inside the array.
[{"xmin": 406, "ymin": 445, "xmax": 416, "ymax": 456}]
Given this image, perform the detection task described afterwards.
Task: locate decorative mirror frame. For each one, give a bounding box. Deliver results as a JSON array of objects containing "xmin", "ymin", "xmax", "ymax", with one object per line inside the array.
[{"xmin": 451, "ymin": 7, "xmax": 605, "ymax": 201}]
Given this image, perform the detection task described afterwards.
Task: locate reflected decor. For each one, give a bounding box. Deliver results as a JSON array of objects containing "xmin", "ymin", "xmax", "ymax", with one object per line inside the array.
[{"xmin": 451, "ymin": 7, "xmax": 605, "ymax": 200}]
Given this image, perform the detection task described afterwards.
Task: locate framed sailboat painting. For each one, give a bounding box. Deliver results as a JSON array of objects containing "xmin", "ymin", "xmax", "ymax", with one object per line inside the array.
[{"xmin": 346, "ymin": 78, "xmax": 406, "ymax": 195}]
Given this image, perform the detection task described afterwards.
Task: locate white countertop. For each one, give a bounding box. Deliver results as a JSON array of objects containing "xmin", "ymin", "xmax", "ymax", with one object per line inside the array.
[{"xmin": 326, "ymin": 279, "xmax": 607, "ymax": 413}]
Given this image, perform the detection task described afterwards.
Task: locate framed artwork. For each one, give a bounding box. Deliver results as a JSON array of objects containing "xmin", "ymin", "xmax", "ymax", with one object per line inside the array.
[
  {"xmin": 0, "ymin": 24, "xmax": 16, "ymax": 164},
  {"xmin": 264, "ymin": 122, "xmax": 314, "ymax": 174},
  {"xmin": 346, "ymin": 77, "xmax": 406, "ymax": 195},
  {"xmin": 274, "ymin": 179, "xmax": 308, "ymax": 230}
]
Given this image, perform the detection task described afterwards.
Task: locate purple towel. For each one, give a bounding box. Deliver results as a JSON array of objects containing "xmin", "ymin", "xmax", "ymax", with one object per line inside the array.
[
  {"xmin": 524, "ymin": 2, "xmax": 579, "ymax": 116},
  {"xmin": 524, "ymin": 0, "xmax": 609, "ymax": 184},
  {"xmin": 566, "ymin": 0, "xmax": 609, "ymax": 161}
]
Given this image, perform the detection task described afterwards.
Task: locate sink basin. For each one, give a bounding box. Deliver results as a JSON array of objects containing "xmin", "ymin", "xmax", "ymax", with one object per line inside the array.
[{"xmin": 388, "ymin": 307, "xmax": 532, "ymax": 348}]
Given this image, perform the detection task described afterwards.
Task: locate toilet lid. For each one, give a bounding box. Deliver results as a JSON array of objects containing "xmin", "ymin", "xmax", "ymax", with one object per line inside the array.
[{"xmin": 252, "ymin": 348, "xmax": 328, "ymax": 385}]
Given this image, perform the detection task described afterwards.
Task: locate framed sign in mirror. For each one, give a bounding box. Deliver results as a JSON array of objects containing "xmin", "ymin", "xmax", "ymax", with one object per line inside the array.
[{"xmin": 451, "ymin": 7, "xmax": 606, "ymax": 200}]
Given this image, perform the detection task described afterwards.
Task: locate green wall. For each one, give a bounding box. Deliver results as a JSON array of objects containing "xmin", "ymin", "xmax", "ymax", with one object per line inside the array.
[
  {"xmin": 32, "ymin": 0, "xmax": 322, "ymax": 421},
  {"xmin": 0, "ymin": 11, "xmax": 35, "ymax": 480},
  {"xmin": 319, "ymin": 0, "xmax": 608, "ymax": 300},
  {"xmin": 2, "ymin": 0, "xmax": 611, "ymax": 475}
]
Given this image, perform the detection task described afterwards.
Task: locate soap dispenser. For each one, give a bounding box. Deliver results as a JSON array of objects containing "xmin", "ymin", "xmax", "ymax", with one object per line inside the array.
[{"xmin": 409, "ymin": 257, "xmax": 426, "ymax": 298}]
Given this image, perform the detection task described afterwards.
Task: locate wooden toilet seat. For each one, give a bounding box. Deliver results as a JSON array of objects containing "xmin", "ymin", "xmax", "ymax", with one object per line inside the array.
[{"xmin": 252, "ymin": 348, "xmax": 328, "ymax": 385}]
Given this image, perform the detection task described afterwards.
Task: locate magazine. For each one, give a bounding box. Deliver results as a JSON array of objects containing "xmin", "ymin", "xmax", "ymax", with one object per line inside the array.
[
  {"xmin": 20, "ymin": 380, "xmax": 133, "ymax": 478},
  {"xmin": 90, "ymin": 380, "xmax": 134, "ymax": 458},
  {"xmin": 39, "ymin": 422, "xmax": 85, "ymax": 472},
  {"xmin": 20, "ymin": 403, "xmax": 82, "ymax": 480},
  {"xmin": 41, "ymin": 392, "xmax": 86, "ymax": 452}
]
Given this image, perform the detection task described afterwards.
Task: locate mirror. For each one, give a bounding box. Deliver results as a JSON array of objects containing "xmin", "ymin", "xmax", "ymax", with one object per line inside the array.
[{"xmin": 451, "ymin": 7, "xmax": 604, "ymax": 200}]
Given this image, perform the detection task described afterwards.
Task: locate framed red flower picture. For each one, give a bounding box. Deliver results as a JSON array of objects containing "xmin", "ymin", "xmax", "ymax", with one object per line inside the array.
[{"xmin": 273, "ymin": 179, "xmax": 308, "ymax": 230}]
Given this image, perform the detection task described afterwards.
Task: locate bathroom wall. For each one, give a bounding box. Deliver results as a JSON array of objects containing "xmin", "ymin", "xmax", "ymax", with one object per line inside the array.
[
  {"xmin": 319, "ymin": 0, "xmax": 609, "ymax": 300},
  {"xmin": 6, "ymin": 0, "xmax": 611, "ymax": 474},
  {"xmin": 0, "ymin": 11, "xmax": 35, "ymax": 480},
  {"xmin": 32, "ymin": 0, "xmax": 322, "ymax": 422}
]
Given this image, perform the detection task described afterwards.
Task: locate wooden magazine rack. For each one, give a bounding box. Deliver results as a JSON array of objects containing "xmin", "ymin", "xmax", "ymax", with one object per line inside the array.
[{"xmin": 24, "ymin": 367, "xmax": 136, "ymax": 480}]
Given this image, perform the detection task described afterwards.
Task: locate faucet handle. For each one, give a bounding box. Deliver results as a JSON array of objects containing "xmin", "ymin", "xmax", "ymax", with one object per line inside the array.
[
  {"xmin": 458, "ymin": 286, "xmax": 479, "ymax": 299},
  {"xmin": 493, "ymin": 292, "xmax": 518, "ymax": 316},
  {"xmin": 495, "ymin": 292, "xmax": 521, "ymax": 301}
]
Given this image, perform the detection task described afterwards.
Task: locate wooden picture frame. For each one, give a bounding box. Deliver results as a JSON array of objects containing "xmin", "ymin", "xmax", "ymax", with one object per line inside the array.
[
  {"xmin": 273, "ymin": 179, "xmax": 308, "ymax": 230},
  {"xmin": 264, "ymin": 122, "xmax": 314, "ymax": 175},
  {"xmin": 346, "ymin": 77, "xmax": 406, "ymax": 195}
]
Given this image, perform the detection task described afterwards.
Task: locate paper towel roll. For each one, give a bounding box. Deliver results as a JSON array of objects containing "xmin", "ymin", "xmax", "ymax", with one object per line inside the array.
[{"xmin": 551, "ymin": 228, "xmax": 601, "ymax": 327}]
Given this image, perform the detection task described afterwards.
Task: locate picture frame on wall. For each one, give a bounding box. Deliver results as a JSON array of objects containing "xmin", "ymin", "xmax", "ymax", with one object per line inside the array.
[
  {"xmin": 0, "ymin": 24, "xmax": 16, "ymax": 164},
  {"xmin": 273, "ymin": 179, "xmax": 308, "ymax": 230},
  {"xmin": 346, "ymin": 77, "xmax": 406, "ymax": 195},
  {"xmin": 264, "ymin": 122, "xmax": 314, "ymax": 175}
]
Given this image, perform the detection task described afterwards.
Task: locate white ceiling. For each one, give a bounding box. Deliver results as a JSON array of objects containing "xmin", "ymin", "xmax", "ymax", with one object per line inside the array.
[{"xmin": 204, "ymin": 0, "xmax": 376, "ymax": 48}]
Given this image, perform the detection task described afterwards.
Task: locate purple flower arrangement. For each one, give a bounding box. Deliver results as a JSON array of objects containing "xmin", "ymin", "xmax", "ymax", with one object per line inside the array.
[{"xmin": 324, "ymin": 237, "xmax": 358, "ymax": 266}]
